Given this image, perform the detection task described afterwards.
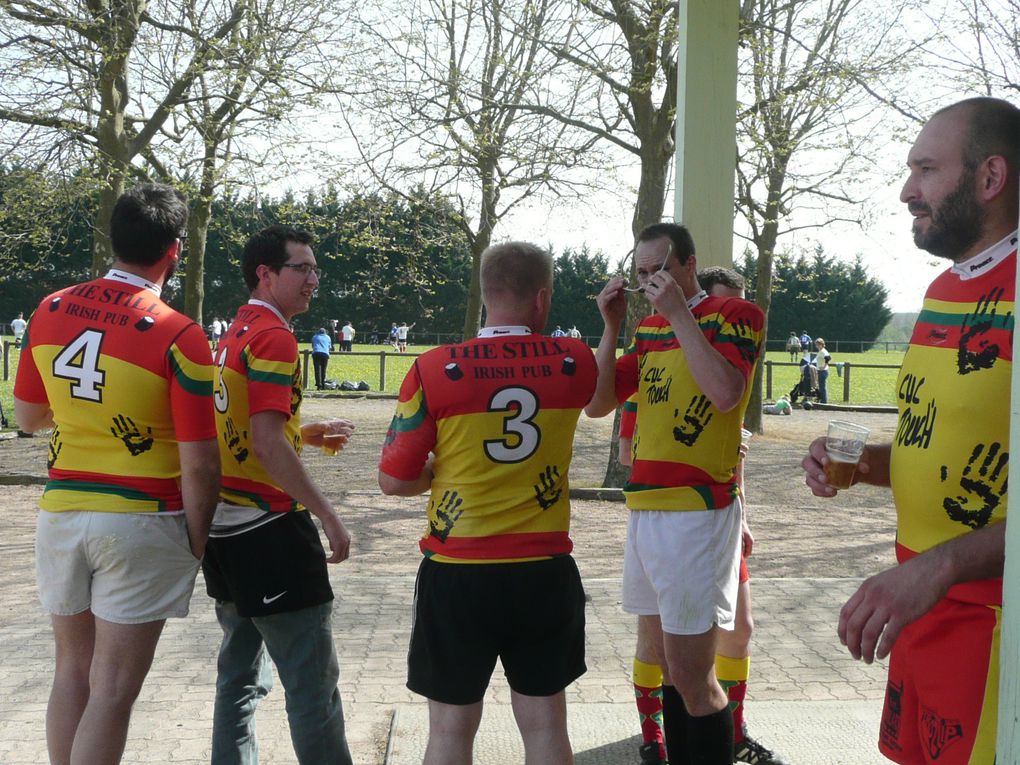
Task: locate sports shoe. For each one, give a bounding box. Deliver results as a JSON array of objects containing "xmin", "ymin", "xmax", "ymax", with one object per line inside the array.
[
  {"xmin": 638, "ymin": 741, "xmax": 666, "ymax": 764},
  {"xmin": 734, "ymin": 731, "xmax": 789, "ymax": 764}
]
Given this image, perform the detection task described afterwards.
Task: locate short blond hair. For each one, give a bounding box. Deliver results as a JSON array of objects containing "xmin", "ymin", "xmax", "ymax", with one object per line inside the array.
[{"xmin": 480, "ymin": 242, "xmax": 553, "ymax": 306}]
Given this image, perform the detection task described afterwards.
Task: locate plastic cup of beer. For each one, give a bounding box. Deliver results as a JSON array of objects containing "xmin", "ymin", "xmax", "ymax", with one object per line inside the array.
[
  {"xmin": 321, "ymin": 433, "xmax": 346, "ymax": 456},
  {"xmin": 740, "ymin": 428, "xmax": 753, "ymax": 446},
  {"xmin": 824, "ymin": 420, "xmax": 869, "ymax": 489}
]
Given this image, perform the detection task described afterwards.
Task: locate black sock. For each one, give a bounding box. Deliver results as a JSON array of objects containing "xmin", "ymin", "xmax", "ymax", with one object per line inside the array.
[
  {"xmin": 686, "ymin": 706, "xmax": 734, "ymax": 765},
  {"xmin": 661, "ymin": 685, "xmax": 689, "ymax": 765}
]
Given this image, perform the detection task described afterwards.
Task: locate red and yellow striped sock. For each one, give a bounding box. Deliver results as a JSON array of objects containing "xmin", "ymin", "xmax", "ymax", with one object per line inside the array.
[
  {"xmin": 633, "ymin": 658, "xmax": 665, "ymax": 758},
  {"xmin": 716, "ymin": 654, "xmax": 751, "ymax": 743}
]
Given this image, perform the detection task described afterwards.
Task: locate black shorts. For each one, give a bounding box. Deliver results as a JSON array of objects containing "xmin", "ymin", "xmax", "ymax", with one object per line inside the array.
[
  {"xmin": 202, "ymin": 511, "xmax": 333, "ymax": 618},
  {"xmin": 407, "ymin": 556, "xmax": 586, "ymax": 705}
]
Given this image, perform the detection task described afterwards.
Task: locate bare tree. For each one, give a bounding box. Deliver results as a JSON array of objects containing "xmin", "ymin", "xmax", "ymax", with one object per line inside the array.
[
  {"xmin": 919, "ymin": 0, "xmax": 1020, "ymax": 96},
  {"xmin": 735, "ymin": 0, "xmax": 920, "ymax": 431},
  {"xmin": 153, "ymin": 0, "xmax": 357, "ymax": 321},
  {"xmin": 0, "ymin": 0, "xmax": 246, "ymax": 273},
  {"xmin": 345, "ymin": 0, "xmax": 606, "ymax": 339}
]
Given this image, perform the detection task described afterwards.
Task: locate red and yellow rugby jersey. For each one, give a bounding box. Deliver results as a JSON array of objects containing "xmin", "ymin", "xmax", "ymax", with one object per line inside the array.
[
  {"xmin": 214, "ymin": 302, "xmax": 304, "ymax": 513},
  {"xmin": 891, "ymin": 236, "xmax": 1015, "ymax": 606},
  {"xmin": 615, "ymin": 295, "xmax": 763, "ymax": 511},
  {"xmin": 379, "ymin": 329, "xmax": 597, "ymax": 563},
  {"xmin": 14, "ymin": 271, "xmax": 215, "ymax": 513}
]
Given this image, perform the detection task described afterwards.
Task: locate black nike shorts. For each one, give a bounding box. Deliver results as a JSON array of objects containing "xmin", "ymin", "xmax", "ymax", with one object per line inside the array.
[
  {"xmin": 202, "ymin": 511, "xmax": 333, "ymax": 617},
  {"xmin": 407, "ymin": 555, "xmax": 587, "ymax": 705}
]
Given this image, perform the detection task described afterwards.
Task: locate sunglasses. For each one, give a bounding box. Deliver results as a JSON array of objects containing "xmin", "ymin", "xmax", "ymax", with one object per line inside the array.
[{"xmin": 622, "ymin": 241, "xmax": 674, "ymax": 293}]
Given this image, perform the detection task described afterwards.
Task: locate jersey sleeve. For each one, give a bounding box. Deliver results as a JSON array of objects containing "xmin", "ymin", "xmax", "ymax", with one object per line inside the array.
[
  {"xmin": 618, "ymin": 394, "xmax": 638, "ymax": 439},
  {"xmin": 379, "ymin": 360, "xmax": 437, "ymax": 481},
  {"xmin": 12, "ymin": 311, "xmax": 46, "ymax": 404},
  {"xmin": 244, "ymin": 328, "xmax": 299, "ymax": 418},
  {"xmin": 167, "ymin": 322, "xmax": 217, "ymax": 441},
  {"xmin": 714, "ymin": 299, "xmax": 765, "ymax": 380},
  {"xmin": 614, "ymin": 347, "xmax": 640, "ymax": 404}
]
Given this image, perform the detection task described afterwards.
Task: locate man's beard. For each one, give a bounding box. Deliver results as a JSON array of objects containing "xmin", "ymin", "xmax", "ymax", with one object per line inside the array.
[{"xmin": 911, "ymin": 169, "xmax": 985, "ymax": 261}]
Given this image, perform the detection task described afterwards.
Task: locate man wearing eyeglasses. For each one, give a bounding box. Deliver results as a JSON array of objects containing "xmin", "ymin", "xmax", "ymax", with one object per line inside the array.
[
  {"xmin": 201, "ymin": 224, "xmax": 355, "ymax": 765},
  {"xmin": 587, "ymin": 223, "xmax": 764, "ymax": 764}
]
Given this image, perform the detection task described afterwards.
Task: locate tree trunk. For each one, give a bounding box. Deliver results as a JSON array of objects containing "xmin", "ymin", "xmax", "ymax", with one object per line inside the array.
[
  {"xmin": 184, "ymin": 142, "xmax": 217, "ymax": 322},
  {"xmin": 462, "ymin": 167, "xmax": 497, "ymax": 340},
  {"xmin": 745, "ymin": 163, "xmax": 785, "ymax": 434}
]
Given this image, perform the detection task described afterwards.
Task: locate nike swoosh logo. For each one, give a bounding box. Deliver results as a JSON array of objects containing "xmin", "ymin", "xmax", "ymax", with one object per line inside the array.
[{"xmin": 262, "ymin": 591, "xmax": 287, "ymax": 604}]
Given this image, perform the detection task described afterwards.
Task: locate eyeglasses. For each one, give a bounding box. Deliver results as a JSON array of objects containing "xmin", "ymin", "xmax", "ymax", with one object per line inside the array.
[
  {"xmin": 622, "ymin": 241, "xmax": 673, "ymax": 293},
  {"xmin": 278, "ymin": 263, "xmax": 323, "ymax": 279}
]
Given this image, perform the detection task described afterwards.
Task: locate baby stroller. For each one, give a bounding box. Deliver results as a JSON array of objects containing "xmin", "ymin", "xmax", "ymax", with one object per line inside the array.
[{"xmin": 789, "ymin": 359, "xmax": 820, "ymax": 407}]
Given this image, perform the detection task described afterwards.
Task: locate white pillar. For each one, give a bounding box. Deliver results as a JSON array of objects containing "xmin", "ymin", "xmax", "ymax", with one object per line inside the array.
[
  {"xmin": 997, "ymin": 188, "xmax": 1020, "ymax": 759},
  {"xmin": 673, "ymin": 0, "xmax": 739, "ymax": 267}
]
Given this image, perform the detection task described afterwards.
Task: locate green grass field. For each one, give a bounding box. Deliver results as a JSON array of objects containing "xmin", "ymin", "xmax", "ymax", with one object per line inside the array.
[{"xmin": 0, "ymin": 341, "xmax": 905, "ymax": 432}]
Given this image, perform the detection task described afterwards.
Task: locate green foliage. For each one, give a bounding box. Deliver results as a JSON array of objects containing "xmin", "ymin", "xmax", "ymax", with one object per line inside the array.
[
  {"xmin": 548, "ymin": 246, "xmax": 611, "ymax": 338},
  {"xmin": 738, "ymin": 245, "xmax": 892, "ymax": 346}
]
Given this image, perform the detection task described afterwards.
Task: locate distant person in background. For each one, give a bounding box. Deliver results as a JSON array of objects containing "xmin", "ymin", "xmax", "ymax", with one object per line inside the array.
[
  {"xmin": 551, "ymin": 324, "xmax": 566, "ymax": 337},
  {"xmin": 785, "ymin": 332, "xmax": 800, "ymax": 362},
  {"xmin": 340, "ymin": 321, "xmax": 355, "ymax": 353},
  {"xmin": 389, "ymin": 323, "xmax": 399, "ymax": 350},
  {"xmin": 11, "ymin": 312, "xmax": 27, "ymax": 347},
  {"xmin": 210, "ymin": 317, "xmax": 224, "ymax": 351},
  {"xmin": 813, "ymin": 338, "xmax": 831, "ymax": 403},
  {"xmin": 312, "ymin": 327, "xmax": 333, "ymax": 390},
  {"xmin": 396, "ymin": 321, "xmax": 415, "ymax": 352},
  {"xmin": 568, "ymin": 325, "xmax": 581, "ymax": 340},
  {"xmin": 799, "ymin": 330, "xmax": 811, "ymax": 353}
]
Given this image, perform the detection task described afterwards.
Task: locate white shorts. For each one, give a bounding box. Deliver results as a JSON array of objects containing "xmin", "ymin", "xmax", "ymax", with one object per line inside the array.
[
  {"xmin": 622, "ymin": 499, "xmax": 742, "ymax": 635},
  {"xmin": 36, "ymin": 510, "xmax": 201, "ymax": 624}
]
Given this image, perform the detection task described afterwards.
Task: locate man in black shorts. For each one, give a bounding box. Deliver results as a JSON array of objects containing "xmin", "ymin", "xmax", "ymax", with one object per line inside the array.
[{"xmin": 379, "ymin": 241, "xmax": 598, "ymax": 764}]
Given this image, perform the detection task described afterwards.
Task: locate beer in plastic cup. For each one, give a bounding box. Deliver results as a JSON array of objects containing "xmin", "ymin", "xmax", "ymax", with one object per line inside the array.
[
  {"xmin": 321, "ymin": 433, "xmax": 346, "ymax": 456},
  {"xmin": 740, "ymin": 428, "xmax": 753, "ymax": 446},
  {"xmin": 824, "ymin": 420, "xmax": 869, "ymax": 490}
]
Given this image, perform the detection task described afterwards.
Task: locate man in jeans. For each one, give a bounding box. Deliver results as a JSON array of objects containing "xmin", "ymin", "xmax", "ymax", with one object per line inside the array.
[{"xmin": 202, "ymin": 224, "xmax": 355, "ymax": 764}]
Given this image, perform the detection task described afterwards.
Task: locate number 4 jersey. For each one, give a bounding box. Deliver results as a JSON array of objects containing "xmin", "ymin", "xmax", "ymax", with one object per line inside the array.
[
  {"xmin": 14, "ymin": 270, "xmax": 216, "ymax": 514},
  {"xmin": 379, "ymin": 327, "xmax": 597, "ymax": 563}
]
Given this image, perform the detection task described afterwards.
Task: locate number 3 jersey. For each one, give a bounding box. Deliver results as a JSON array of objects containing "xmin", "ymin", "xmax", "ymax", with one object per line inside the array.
[
  {"xmin": 13, "ymin": 270, "xmax": 216, "ymax": 514},
  {"xmin": 891, "ymin": 232, "xmax": 1016, "ymax": 606},
  {"xmin": 379, "ymin": 327, "xmax": 597, "ymax": 563}
]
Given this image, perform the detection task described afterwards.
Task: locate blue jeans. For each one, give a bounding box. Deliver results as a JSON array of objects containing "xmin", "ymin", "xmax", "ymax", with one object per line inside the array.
[
  {"xmin": 211, "ymin": 600, "xmax": 353, "ymax": 765},
  {"xmin": 818, "ymin": 368, "xmax": 829, "ymax": 403}
]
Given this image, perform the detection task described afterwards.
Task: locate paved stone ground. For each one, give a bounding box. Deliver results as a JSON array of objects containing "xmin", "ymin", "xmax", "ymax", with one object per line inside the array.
[{"xmin": 0, "ymin": 404, "xmax": 901, "ymax": 763}]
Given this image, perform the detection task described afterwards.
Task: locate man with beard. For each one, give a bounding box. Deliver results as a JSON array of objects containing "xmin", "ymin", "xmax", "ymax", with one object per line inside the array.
[{"xmin": 802, "ymin": 97, "xmax": 1018, "ymax": 764}]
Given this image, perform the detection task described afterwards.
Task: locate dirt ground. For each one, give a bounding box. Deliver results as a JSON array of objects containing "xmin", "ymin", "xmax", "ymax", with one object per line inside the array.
[{"xmin": 0, "ymin": 397, "xmax": 900, "ymax": 580}]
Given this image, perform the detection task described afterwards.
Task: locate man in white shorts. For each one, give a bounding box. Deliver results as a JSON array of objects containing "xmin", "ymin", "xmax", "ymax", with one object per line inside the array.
[
  {"xmin": 587, "ymin": 223, "xmax": 764, "ymax": 764},
  {"xmin": 13, "ymin": 183, "xmax": 220, "ymax": 765}
]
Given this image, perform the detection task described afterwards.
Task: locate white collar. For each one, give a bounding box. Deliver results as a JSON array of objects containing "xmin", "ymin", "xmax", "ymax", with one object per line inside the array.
[
  {"xmin": 104, "ymin": 268, "xmax": 161, "ymax": 297},
  {"xmin": 687, "ymin": 290, "xmax": 708, "ymax": 310},
  {"xmin": 951, "ymin": 230, "xmax": 1018, "ymax": 280},
  {"xmin": 478, "ymin": 325, "xmax": 532, "ymax": 338},
  {"xmin": 247, "ymin": 299, "xmax": 289, "ymax": 327}
]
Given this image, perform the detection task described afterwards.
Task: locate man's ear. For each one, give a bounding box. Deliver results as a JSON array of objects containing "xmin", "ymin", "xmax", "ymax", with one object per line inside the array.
[{"xmin": 976, "ymin": 155, "xmax": 1009, "ymax": 202}]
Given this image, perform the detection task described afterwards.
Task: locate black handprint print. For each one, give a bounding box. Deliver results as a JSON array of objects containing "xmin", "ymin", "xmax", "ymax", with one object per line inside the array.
[
  {"xmin": 533, "ymin": 465, "xmax": 562, "ymax": 510},
  {"xmin": 730, "ymin": 316, "xmax": 759, "ymax": 366},
  {"xmin": 428, "ymin": 490, "xmax": 465, "ymax": 543},
  {"xmin": 958, "ymin": 288, "xmax": 1010, "ymax": 375},
  {"xmin": 110, "ymin": 414, "xmax": 154, "ymax": 456},
  {"xmin": 47, "ymin": 426, "xmax": 62, "ymax": 469},
  {"xmin": 673, "ymin": 395, "xmax": 714, "ymax": 446},
  {"xmin": 224, "ymin": 417, "xmax": 249, "ymax": 464},
  {"xmin": 941, "ymin": 441, "xmax": 1008, "ymax": 529}
]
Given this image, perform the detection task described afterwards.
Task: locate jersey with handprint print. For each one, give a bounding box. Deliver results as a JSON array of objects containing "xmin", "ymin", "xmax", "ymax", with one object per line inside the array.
[
  {"xmin": 614, "ymin": 293, "xmax": 764, "ymax": 512},
  {"xmin": 14, "ymin": 270, "xmax": 216, "ymax": 513},
  {"xmin": 891, "ymin": 232, "xmax": 1015, "ymax": 606},
  {"xmin": 213, "ymin": 301, "xmax": 305, "ymax": 514},
  {"xmin": 379, "ymin": 327, "xmax": 597, "ymax": 563}
]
